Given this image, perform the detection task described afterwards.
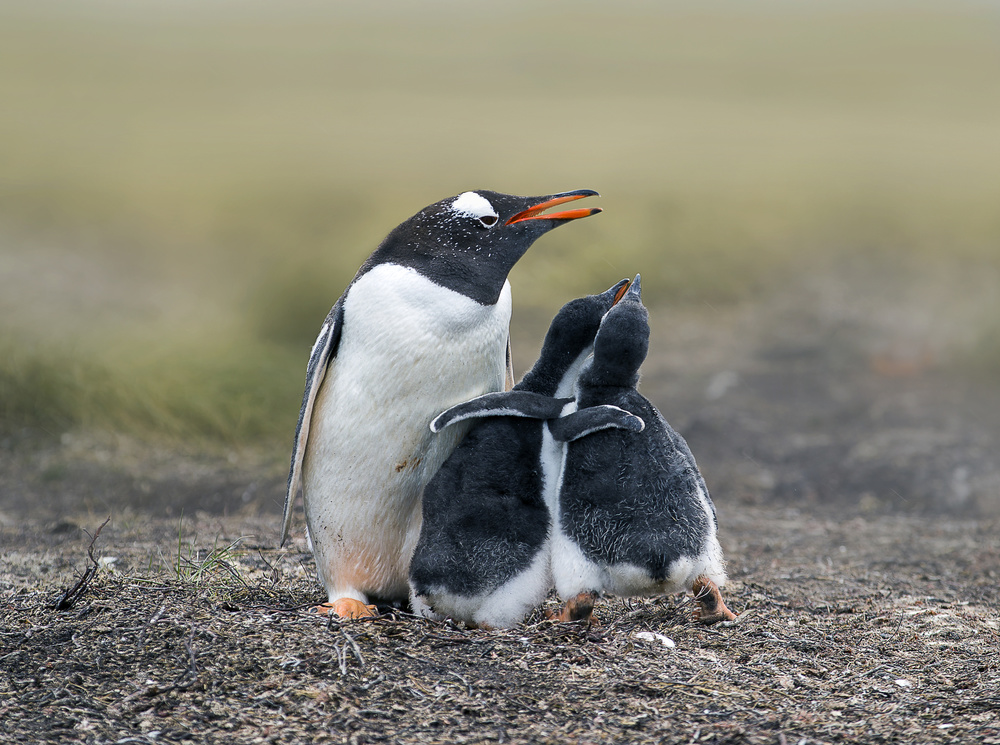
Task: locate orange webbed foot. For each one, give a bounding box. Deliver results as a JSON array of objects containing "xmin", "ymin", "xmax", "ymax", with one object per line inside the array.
[
  {"xmin": 691, "ymin": 576, "xmax": 737, "ymax": 625},
  {"xmin": 313, "ymin": 598, "xmax": 378, "ymax": 619},
  {"xmin": 549, "ymin": 591, "xmax": 598, "ymax": 624}
]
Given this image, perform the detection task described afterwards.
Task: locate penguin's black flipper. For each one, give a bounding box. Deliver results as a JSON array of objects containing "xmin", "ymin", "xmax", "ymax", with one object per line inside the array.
[
  {"xmin": 430, "ymin": 391, "xmax": 574, "ymax": 433},
  {"xmin": 281, "ymin": 300, "xmax": 345, "ymax": 546},
  {"xmin": 548, "ymin": 405, "xmax": 645, "ymax": 443},
  {"xmin": 504, "ymin": 336, "xmax": 515, "ymax": 392}
]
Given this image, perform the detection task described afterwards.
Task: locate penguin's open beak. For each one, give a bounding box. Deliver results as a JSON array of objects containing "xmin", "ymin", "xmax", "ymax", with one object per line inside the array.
[
  {"xmin": 612, "ymin": 278, "xmax": 632, "ymax": 305},
  {"xmin": 505, "ymin": 189, "xmax": 602, "ymax": 225}
]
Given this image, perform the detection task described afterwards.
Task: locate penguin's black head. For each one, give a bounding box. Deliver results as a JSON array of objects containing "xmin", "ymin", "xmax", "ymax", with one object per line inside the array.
[
  {"xmin": 520, "ymin": 277, "xmax": 631, "ymax": 396},
  {"xmin": 585, "ymin": 274, "xmax": 649, "ymax": 389},
  {"xmin": 366, "ymin": 189, "xmax": 601, "ymax": 305}
]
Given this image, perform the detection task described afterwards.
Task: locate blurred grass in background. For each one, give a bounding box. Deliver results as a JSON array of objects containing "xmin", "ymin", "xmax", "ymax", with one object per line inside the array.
[{"xmin": 1, "ymin": 1, "xmax": 999, "ymax": 445}]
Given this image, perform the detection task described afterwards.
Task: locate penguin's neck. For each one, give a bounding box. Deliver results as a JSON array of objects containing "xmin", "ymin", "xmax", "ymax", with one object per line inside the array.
[
  {"xmin": 578, "ymin": 356, "xmax": 641, "ymax": 395},
  {"xmin": 364, "ymin": 240, "xmax": 523, "ymax": 307},
  {"xmin": 518, "ymin": 345, "xmax": 594, "ymax": 398}
]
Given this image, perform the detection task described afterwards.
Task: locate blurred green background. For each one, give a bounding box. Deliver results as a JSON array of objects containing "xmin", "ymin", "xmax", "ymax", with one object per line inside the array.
[{"xmin": 2, "ymin": 0, "xmax": 999, "ymax": 448}]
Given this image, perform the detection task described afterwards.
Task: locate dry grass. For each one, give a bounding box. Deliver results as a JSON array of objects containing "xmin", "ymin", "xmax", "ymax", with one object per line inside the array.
[{"xmin": 3, "ymin": 506, "xmax": 999, "ymax": 744}]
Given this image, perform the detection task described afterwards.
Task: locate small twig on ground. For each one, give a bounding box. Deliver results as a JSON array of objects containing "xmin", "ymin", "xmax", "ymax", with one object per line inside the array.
[
  {"xmin": 115, "ymin": 626, "xmax": 202, "ymax": 712},
  {"xmin": 138, "ymin": 603, "xmax": 167, "ymax": 648},
  {"xmin": 343, "ymin": 629, "xmax": 366, "ymax": 668},
  {"xmin": 257, "ymin": 549, "xmax": 282, "ymax": 589},
  {"xmin": 53, "ymin": 516, "xmax": 111, "ymax": 611},
  {"xmin": 174, "ymin": 626, "xmax": 200, "ymax": 689},
  {"xmin": 449, "ymin": 671, "xmax": 474, "ymax": 697}
]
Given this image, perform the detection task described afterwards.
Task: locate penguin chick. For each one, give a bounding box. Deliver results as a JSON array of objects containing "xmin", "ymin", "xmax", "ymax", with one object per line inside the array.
[
  {"xmin": 410, "ymin": 279, "xmax": 643, "ymax": 629},
  {"xmin": 282, "ymin": 189, "xmax": 601, "ymax": 618},
  {"xmin": 549, "ymin": 275, "xmax": 737, "ymax": 625}
]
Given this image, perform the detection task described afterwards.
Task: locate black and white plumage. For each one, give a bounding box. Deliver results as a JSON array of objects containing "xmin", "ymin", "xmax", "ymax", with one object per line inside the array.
[
  {"xmin": 410, "ymin": 280, "xmax": 643, "ymax": 628},
  {"xmin": 549, "ymin": 275, "xmax": 736, "ymax": 624},
  {"xmin": 281, "ymin": 189, "xmax": 601, "ymax": 617}
]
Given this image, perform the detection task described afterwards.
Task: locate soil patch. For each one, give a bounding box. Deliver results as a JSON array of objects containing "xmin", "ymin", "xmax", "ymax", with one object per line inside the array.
[
  {"xmin": 3, "ymin": 507, "xmax": 999, "ymax": 744},
  {"xmin": 3, "ymin": 259, "xmax": 1000, "ymax": 743}
]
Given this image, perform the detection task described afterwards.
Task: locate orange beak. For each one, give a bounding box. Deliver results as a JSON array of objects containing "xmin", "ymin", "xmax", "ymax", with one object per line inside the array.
[
  {"xmin": 505, "ymin": 190, "xmax": 602, "ymax": 225},
  {"xmin": 612, "ymin": 278, "xmax": 632, "ymax": 305}
]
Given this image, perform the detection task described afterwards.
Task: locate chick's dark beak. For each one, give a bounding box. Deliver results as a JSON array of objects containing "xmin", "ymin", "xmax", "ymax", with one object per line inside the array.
[{"xmin": 626, "ymin": 274, "xmax": 642, "ymax": 301}]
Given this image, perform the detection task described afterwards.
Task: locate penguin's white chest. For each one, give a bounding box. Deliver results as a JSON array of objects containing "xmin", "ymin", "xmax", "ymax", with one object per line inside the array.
[{"xmin": 303, "ymin": 263, "xmax": 512, "ymax": 600}]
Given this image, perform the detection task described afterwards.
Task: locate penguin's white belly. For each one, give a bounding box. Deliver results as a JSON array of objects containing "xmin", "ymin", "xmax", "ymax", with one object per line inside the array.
[
  {"xmin": 412, "ymin": 543, "xmax": 552, "ymax": 629},
  {"xmin": 551, "ymin": 475, "xmax": 729, "ymax": 599},
  {"xmin": 303, "ymin": 265, "xmax": 511, "ymax": 602}
]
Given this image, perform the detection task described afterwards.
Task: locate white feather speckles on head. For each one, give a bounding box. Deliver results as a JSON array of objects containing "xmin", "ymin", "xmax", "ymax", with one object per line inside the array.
[{"xmin": 450, "ymin": 192, "xmax": 498, "ymax": 222}]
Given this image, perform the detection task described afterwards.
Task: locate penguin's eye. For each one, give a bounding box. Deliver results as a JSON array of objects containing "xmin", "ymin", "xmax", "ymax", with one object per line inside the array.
[{"xmin": 478, "ymin": 214, "xmax": 498, "ymax": 228}]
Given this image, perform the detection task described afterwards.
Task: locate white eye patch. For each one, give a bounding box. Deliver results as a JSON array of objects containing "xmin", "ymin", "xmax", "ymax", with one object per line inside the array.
[{"xmin": 450, "ymin": 192, "xmax": 498, "ymax": 223}]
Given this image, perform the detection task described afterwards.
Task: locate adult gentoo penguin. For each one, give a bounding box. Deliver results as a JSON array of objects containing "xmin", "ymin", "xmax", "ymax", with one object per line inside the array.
[
  {"xmin": 281, "ymin": 188, "xmax": 601, "ymax": 618},
  {"xmin": 548, "ymin": 275, "xmax": 737, "ymax": 625},
  {"xmin": 409, "ymin": 279, "xmax": 644, "ymax": 629}
]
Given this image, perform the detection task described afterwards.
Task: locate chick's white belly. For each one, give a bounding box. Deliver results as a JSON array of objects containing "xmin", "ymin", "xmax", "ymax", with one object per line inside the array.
[{"xmin": 302, "ymin": 267, "xmax": 511, "ymax": 601}]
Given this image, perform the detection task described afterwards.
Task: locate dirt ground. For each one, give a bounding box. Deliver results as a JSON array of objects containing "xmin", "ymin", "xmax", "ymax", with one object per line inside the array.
[{"xmin": 3, "ymin": 259, "xmax": 1000, "ymax": 744}]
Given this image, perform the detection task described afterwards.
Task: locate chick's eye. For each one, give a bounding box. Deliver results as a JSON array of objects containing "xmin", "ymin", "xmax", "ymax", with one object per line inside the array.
[{"xmin": 479, "ymin": 214, "xmax": 498, "ymax": 227}]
